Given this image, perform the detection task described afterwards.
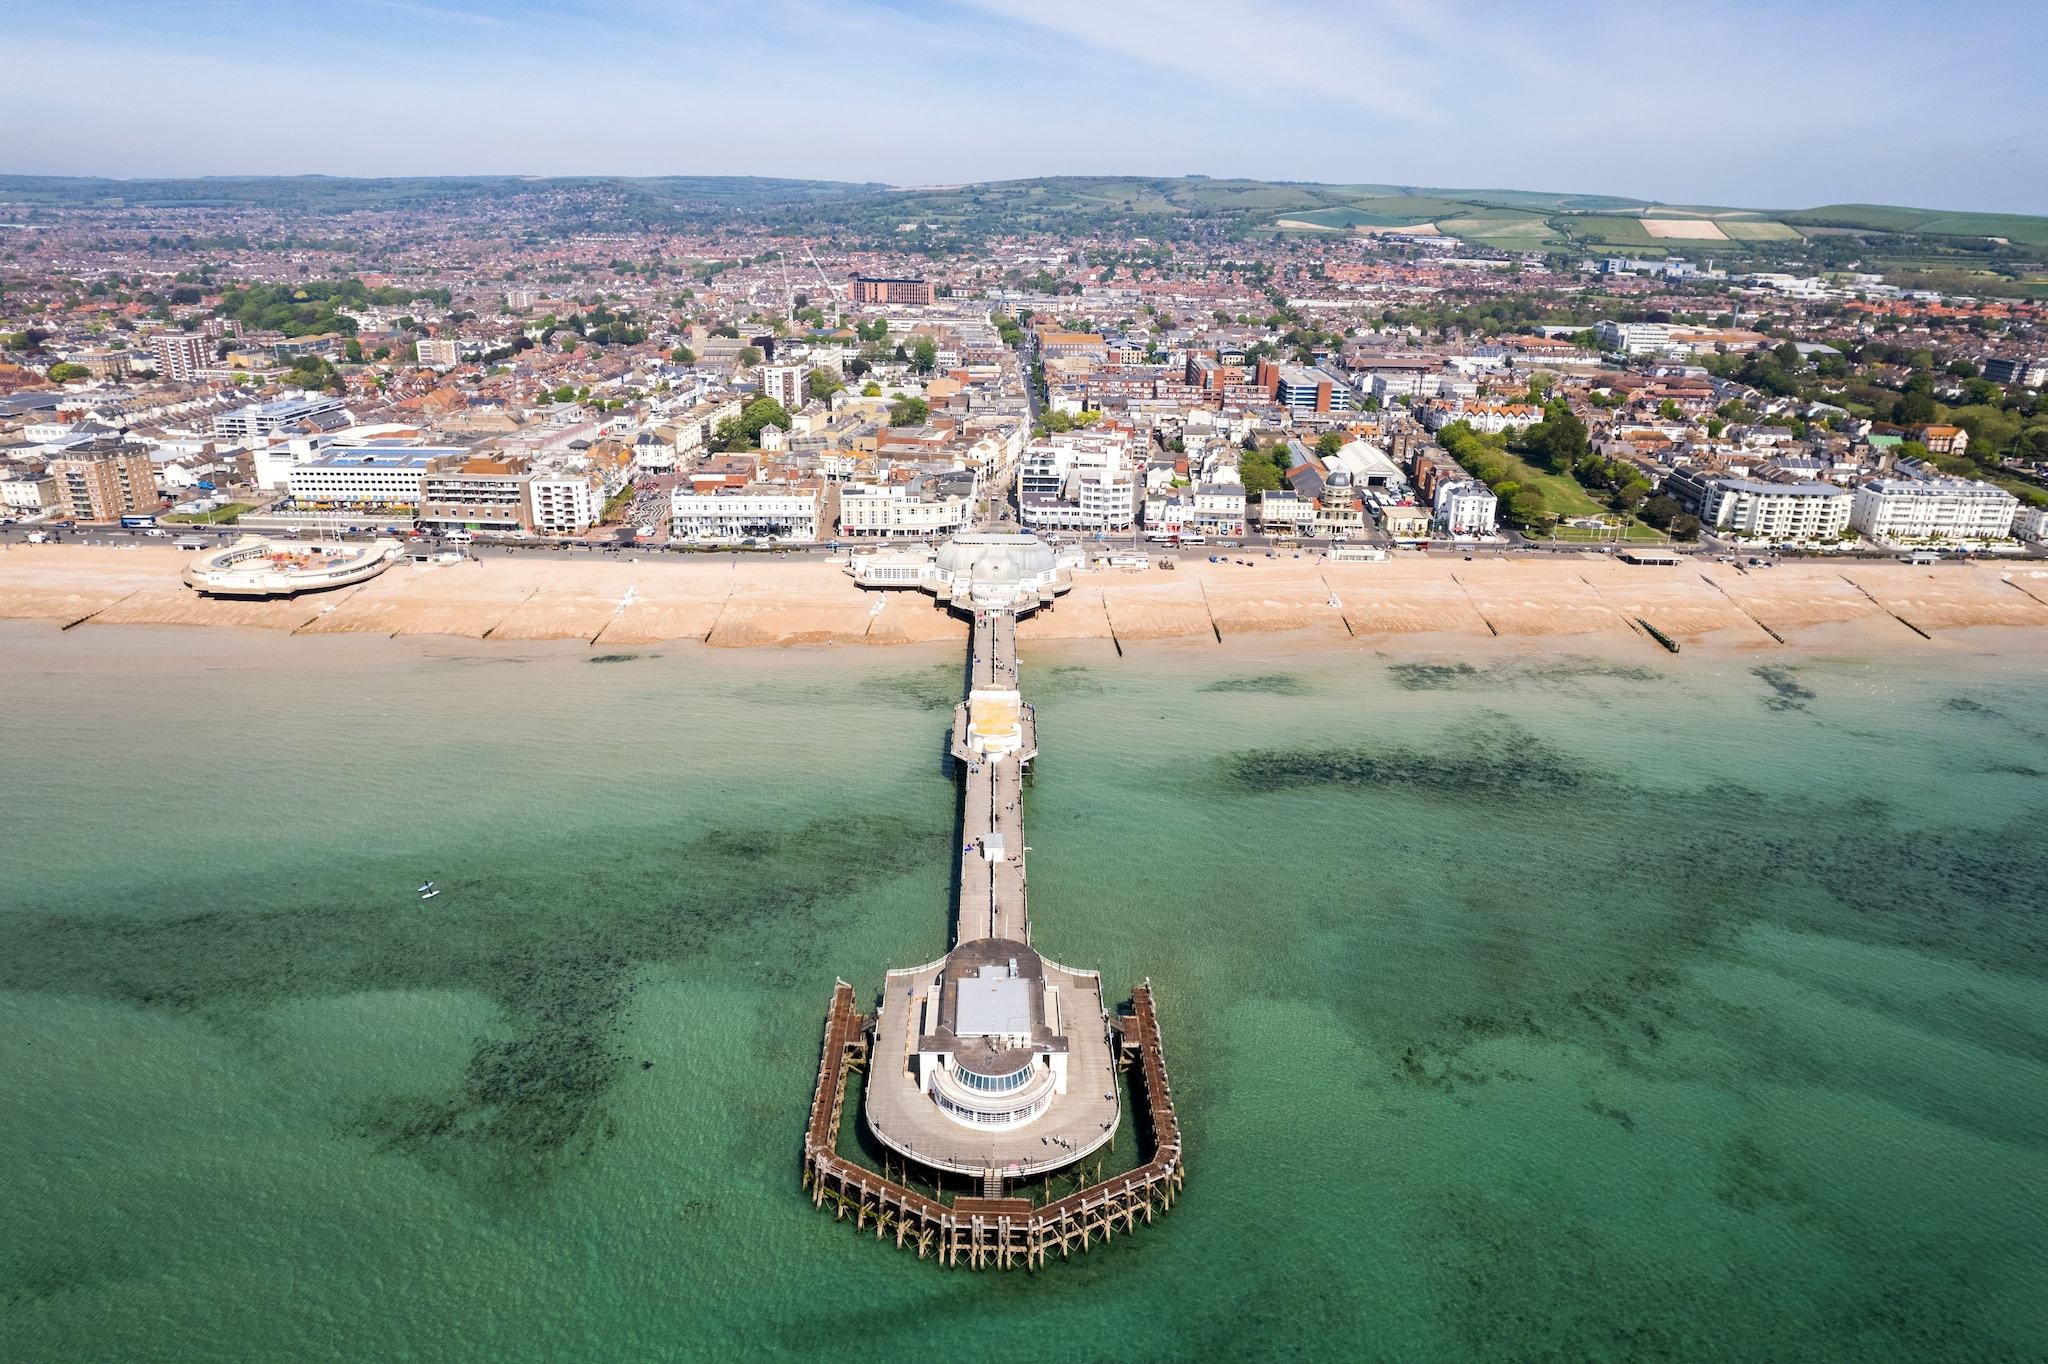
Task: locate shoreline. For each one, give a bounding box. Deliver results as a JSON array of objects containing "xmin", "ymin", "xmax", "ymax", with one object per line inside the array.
[{"xmin": 5, "ymin": 542, "xmax": 2048, "ymax": 659}]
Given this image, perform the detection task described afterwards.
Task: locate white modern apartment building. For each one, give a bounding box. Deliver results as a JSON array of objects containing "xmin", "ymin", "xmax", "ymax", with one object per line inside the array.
[
  {"xmin": 285, "ymin": 447, "xmax": 451, "ymax": 513},
  {"xmin": 1850, "ymin": 475, "xmax": 2018, "ymax": 543},
  {"xmin": 1594, "ymin": 320, "xmax": 1676, "ymax": 355},
  {"xmin": 1434, "ymin": 478, "xmax": 1500, "ymax": 535},
  {"xmin": 214, "ymin": 395, "xmax": 352, "ymax": 442},
  {"xmin": 757, "ymin": 363, "xmax": 806, "ymax": 412},
  {"xmin": 416, "ymin": 337, "xmax": 460, "ymax": 368},
  {"xmin": 1016, "ymin": 430, "xmax": 1141, "ymax": 532},
  {"xmin": 527, "ymin": 472, "xmax": 601, "ymax": 534},
  {"xmin": 1695, "ymin": 478, "xmax": 1854, "ymax": 540},
  {"xmin": 670, "ymin": 483, "xmax": 821, "ymax": 543},
  {"xmin": 839, "ymin": 481, "xmax": 972, "ymax": 538},
  {"xmin": 149, "ymin": 331, "xmax": 211, "ymax": 382}
]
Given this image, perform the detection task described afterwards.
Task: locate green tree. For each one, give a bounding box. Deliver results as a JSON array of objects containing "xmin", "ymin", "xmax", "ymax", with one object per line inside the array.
[
  {"xmin": 1315, "ymin": 431, "xmax": 1344, "ymax": 458},
  {"xmin": 344, "ymin": 338, "xmax": 364, "ymax": 363},
  {"xmin": 736, "ymin": 346, "xmax": 762, "ymax": 368},
  {"xmin": 1895, "ymin": 392, "xmax": 1938, "ymax": 425},
  {"xmin": 711, "ymin": 397, "xmax": 791, "ymax": 451},
  {"xmin": 910, "ymin": 336, "xmax": 938, "ymax": 374},
  {"xmin": 805, "ymin": 368, "xmax": 844, "ymax": 403},
  {"xmin": 1640, "ymin": 496, "xmax": 1683, "ymax": 530},
  {"xmin": 889, "ymin": 396, "xmax": 930, "ymax": 426},
  {"xmin": 1540, "ymin": 405, "xmax": 1590, "ymax": 473},
  {"xmin": 670, "ymin": 346, "xmax": 695, "ymax": 364},
  {"xmin": 45, "ymin": 361, "xmax": 90, "ymax": 382}
]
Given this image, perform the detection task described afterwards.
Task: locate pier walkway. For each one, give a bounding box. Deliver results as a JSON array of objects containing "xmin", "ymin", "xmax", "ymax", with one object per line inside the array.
[
  {"xmin": 957, "ymin": 611, "xmax": 1031, "ymax": 945},
  {"xmin": 803, "ymin": 536, "xmax": 1180, "ymax": 1268}
]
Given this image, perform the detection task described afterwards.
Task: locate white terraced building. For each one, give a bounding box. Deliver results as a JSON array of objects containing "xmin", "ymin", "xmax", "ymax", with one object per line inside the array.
[
  {"xmin": 1850, "ymin": 475, "xmax": 2017, "ymax": 543},
  {"xmin": 838, "ymin": 481, "xmax": 972, "ymax": 538},
  {"xmin": 670, "ymin": 483, "xmax": 821, "ymax": 543}
]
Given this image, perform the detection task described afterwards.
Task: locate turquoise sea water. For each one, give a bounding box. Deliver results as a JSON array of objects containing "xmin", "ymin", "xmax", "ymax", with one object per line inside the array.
[{"xmin": 3, "ymin": 620, "xmax": 2045, "ymax": 1362}]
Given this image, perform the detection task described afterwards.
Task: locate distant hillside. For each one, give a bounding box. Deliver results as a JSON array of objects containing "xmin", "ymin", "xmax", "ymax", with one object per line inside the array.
[{"xmin": 2, "ymin": 174, "xmax": 2042, "ymax": 274}]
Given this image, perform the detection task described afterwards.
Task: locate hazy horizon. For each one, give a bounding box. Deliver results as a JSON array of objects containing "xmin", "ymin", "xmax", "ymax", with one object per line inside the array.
[{"xmin": 2, "ymin": 0, "xmax": 2043, "ymax": 216}]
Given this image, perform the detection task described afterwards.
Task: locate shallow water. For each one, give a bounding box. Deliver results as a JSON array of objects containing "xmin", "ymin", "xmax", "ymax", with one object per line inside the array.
[{"xmin": 3, "ymin": 621, "xmax": 2045, "ymax": 1362}]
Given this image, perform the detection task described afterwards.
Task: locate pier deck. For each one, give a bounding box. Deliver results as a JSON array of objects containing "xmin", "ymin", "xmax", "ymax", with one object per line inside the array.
[
  {"xmin": 805, "ymin": 547, "xmax": 1180, "ymax": 1265},
  {"xmin": 805, "ymin": 979, "xmax": 1184, "ymax": 1269}
]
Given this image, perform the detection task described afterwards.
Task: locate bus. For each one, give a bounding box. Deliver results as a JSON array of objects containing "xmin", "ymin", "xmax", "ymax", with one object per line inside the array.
[{"xmin": 120, "ymin": 515, "xmax": 157, "ymax": 528}]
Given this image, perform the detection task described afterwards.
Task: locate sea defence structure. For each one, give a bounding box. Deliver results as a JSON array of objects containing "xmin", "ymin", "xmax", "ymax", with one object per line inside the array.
[
  {"xmin": 805, "ymin": 533, "xmax": 1182, "ymax": 1269},
  {"xmin": 182, "ymin": 535, "xmax": 403, "ymax": 597}
]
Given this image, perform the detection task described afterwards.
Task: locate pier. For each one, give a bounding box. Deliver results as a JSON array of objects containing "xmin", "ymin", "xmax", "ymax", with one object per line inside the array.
[
  {"xmin": 803, "ymin": 980, "xmax": 1183, "ymax": 1269},
  {"xmin": 804, "ymin": 533, "xmax": 1182, "ymax": 1268}
]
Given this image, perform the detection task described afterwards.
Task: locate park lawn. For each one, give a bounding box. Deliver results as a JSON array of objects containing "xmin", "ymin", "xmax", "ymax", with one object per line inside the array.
[
  {"xmin": 162, "ymin": 503, "xmax": 252, "ymax": 524},
  {"xmin": 1499, "ymin": 452, "xmax": 1607, "ymax": 519},
  {"xmin": 1546, "ymin": 521, "xmax": 1670, "ymax": 543}
]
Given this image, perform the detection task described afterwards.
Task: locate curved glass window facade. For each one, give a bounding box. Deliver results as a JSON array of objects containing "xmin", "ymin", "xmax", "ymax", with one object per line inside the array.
[{"xmin": 954, "ymin": 1061, "xmax": 1034, "ymax": 1094}]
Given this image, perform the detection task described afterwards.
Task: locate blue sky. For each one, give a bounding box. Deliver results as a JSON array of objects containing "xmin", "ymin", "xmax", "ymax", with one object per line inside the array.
[{"xmin": 3, "ymin": 0, "xmax": 2043, "ymax": 214}]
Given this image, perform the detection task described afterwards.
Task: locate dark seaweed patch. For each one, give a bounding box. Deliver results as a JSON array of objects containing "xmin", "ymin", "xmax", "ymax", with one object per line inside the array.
[
  {"xmin": 1387, "ymin": 662, "xmax": 1482, "ymax": 690},
  {"xmin": 1754, "ymin": 665, "xmax": 1817, "ymax": 711},
  {"xmin": 0, "ymin": 814, "xmax": 946, "ymax": 1187},
  {"xmin": 1388, "ymin": 658, "xmax": 1660, "ymax": 692},
  {"xmin": 863, "ymin": 663, "xmax": 960, "ymax": 711},
  {"xmin": 1223, "ymin": 723, "xmax": 1583, "ymax": 800},
  {"xmin": 1201, "ymin": 673, "xmax": 1309, "ymax": 695},
  {"xmin": 1422, "ymin": 1186, "xmax": 2023, "ymax": 1363},
  {"xmin": 1028, "ymin": 665, "xmax": 1106, "ymax": 701},
  {"xmin": 1944, "ymin": 696, "xmax": 1997, "ymax": 716},
  {"xmin": 588, "ymin": 653, "xmax": 654, "ymax": 664},
  {"xmin": 1517, "ymin": 659, "xmax": 1660, "ymax": 684}
]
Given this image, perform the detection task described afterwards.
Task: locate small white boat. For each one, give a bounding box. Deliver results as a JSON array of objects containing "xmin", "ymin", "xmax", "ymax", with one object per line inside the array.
[
  {"xmin": 419, "ymin": 889, "xmax": 440, "ymax": 900},
  {"xmin": 417, "ymin": 881, "xmax": 434, "ymax": 893}
]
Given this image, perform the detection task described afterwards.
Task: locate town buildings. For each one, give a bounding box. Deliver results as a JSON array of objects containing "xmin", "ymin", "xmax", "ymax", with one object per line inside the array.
[
  {"xmin": 1850, "ymin": 471, "xmax": 2019, "ymax": 543},
  {"xmin": 215, "ymin": 395, "xmax": 352, "ymax": 442},
  {"xmin": 527, "ymin": 472, "xmax": 601, "ymax": 535},
  {"xmin": 839, "ymin": 479, "xmax": 973, "ymax": 538},
  {"xmin": 670, "ymin": 483, "xmax": 822, "ymax": 543},
  {"xmin": 43, "ymin": 441, "xmax": 159, "ymax": 521},
  {"xmin": 284, "ymin": 447, "xmax": 447, "ymax": 517},
  {"xmin": 416, "ymin": 453, "xmax": 531, "ymax": 533},
  {"xmin": 757, "ymin": 363, "xmax": 806, "ymax": 413},
  {"xmin": 149, "ymin": 332, "xmax": 212, "ymax": 383},
  {"xmin": 850, "ymin": 275, "xmax": 933, "ymax": 307},
  {"xmin": 1693, "ymin": 477, "xmax": 1855, "ymax": 540},
  {"xmin": 1433, "ymin": 479, "xmax": 1500, "ymax": 535}
]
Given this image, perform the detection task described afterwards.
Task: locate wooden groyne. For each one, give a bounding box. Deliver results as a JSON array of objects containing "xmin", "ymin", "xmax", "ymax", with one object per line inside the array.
[{"xmin": 802, "ymin": 979, "xmax": 1185, "ymax": 1269}]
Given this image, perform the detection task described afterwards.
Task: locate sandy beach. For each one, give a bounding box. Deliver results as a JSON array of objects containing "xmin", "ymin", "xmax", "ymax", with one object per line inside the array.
[{"xmin": 5, "ymin": 542, "xmax": 2048, "ymax": 655}]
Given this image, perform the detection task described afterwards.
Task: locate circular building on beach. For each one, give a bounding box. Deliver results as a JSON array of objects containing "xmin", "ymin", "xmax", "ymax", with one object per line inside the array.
[{"xmin": 182, "ymin": 536, "xmax": 403, "ymax": 598}]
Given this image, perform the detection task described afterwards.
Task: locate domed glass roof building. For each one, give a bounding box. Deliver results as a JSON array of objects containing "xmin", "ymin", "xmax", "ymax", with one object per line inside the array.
[{"xmin": 848, "ymin": 532, "xmax": 1071, "ymax": 616}]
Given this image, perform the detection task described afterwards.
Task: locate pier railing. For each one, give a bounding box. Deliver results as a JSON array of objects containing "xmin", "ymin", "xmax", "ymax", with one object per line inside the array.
[{"xmin": 801, "ymin": 979, "xmax": 1184, "ymax": 1270}]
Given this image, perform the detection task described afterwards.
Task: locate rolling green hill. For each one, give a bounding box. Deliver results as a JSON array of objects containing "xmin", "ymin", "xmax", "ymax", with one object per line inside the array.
[
  {"xmin": 1780, "ymin": 204, "xmax": 2048, "ymax": 247},
  {"xmin": 2, "ymin": 175, "xmax": 2042, "ymax": 266}
]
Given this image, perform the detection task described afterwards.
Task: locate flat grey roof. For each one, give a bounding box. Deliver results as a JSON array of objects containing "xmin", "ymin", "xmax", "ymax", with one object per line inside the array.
[{"xmin": 956, "ymin": 971, "xmax": 1031, "ymax": 1037}]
